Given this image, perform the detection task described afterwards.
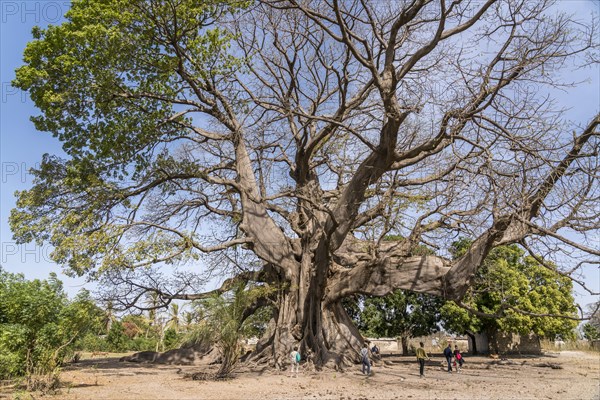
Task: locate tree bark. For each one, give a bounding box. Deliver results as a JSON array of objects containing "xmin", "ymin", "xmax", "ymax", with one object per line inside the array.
[
  {"xmin": 466, "ymin": 331, "xmax": 477, "ymax": 355},
  {"xmin": 252, "ymin": 296, "xmax": 365, "ymax": 369},
  {"xmin": 401, "ymin": 336, "xmax": 409, "ymax": 356},
  {"xmin": 250, "ymin": 256, "xmax": 365, "ymax": 369}
]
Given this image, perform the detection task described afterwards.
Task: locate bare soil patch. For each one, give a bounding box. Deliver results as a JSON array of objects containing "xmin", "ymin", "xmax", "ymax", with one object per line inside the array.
[{"xmin": 6, "ymin": 351, "xmax": 599, "ymax": 400}]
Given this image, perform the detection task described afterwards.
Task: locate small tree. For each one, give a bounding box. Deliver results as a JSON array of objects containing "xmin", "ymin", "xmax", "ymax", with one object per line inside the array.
[
  {"xmin": 121, "ymin": 314, "xmax": 147, "ymax": 339},
  {"xmin": 582, "ymin": 323, "xmax": 600, "ymax": 341},
  {"xmin": 441, "ymin": 241, "xmax": 579, "ymax": 353},
  {"xmin": 106, "ymin": 321, "xmax": 130, "ymax": 352},
  {"xmin": 0, "ymin": 268, "xmax": 102, "ymax": 390},
  {"xmin": 344, "ymin": 291, "xmax": 442, "ymax": 355},
  {"xmin": 165, "ymin": 303, "xmax": 181, "ymax": 333},
  {"xmin": 187, "ymin": 282, "xmax": 272, "ymax": 378}
]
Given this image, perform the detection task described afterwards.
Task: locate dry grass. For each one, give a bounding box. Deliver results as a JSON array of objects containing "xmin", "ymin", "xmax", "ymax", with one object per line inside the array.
[{"xmin": 540, "ymin": 339, "xmax": 598, "ymax": 352}]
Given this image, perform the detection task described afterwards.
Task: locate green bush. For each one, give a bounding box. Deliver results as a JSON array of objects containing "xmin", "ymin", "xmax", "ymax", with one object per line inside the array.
[
  {"xmin": 583, "ymin": 323, "xmax": 600, "ymax": 341},
  {"xmin": 130, "ymin": 336, "xmax": 158, "ymax": 352},
  {"xmin": 76, "ymin": 333, "xmax": 110, "ymax": 352},
  {"xmin": 106, "ymin": 321, "xmax": 130, "ymax": 352},
  {"xmin": 163, "ymin": 328, "xmax": 181, "ymax": 350},
  {"xmin": 0, "ymin": 268, "xmax": 102, "ymax": 389}
]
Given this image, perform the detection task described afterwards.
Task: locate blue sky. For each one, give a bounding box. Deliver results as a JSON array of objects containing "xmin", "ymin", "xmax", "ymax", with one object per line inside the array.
[
  {"xmin": 0, "ymin": 1, "xmax": 88, "ymax": 292},
  {"xmin": 0, "ymin": 1, "xmax": 598, "ymax": 310}
]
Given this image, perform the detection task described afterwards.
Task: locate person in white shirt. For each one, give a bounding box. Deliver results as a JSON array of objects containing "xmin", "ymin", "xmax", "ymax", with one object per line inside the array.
[
  {"xmin": 360, "ymin": 342, "xmax": 371, "ymax": 376},
  {"xmin": 289, "ymin": 346, "xmax": 300, "ymax": 377}
]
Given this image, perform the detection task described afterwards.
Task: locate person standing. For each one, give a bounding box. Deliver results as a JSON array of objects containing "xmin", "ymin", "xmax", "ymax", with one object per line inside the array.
[
  {"xmin": 416, "ymin": 342, "xmax": 430, "ymax": 378},
  {"xmin": 453, "ymin": 345, "xmax": 464, "ymax": 373},
  {"xmin": 443, "ymin": 343, "xmax": 453, "ymax": 373},
  {"xmin": 290, "ymin": 346, "xmax": 300, "ymax": 377},
  {"xmin": 360, "ymin": 342, "xmax": 371, "ymax": 376}
]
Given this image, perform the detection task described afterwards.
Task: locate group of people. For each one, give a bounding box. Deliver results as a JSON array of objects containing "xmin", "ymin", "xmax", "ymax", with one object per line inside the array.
[
  {"xmin": 359, "ymin": 342, "xmax": 382, "ymax": 375},
  {"xmin": 417, "ymin": 342, "xmax": 464, "ymax": 377},
  {"xmin": 358, "ymin": 340, "xmax": 465, "ymax": 378},
  {"xmin": 290, "ymin": 341, "xmax": 464, "ymax": 378}
]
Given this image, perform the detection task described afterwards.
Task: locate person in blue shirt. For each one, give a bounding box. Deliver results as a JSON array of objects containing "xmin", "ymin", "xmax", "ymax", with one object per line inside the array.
[
  {"xmin": 371, "ymin": 344, "xmax": 380, "ymax": 360},
  {"xmin": 443, "ymin": 343, "xmax": 453, "ymax": 373}
]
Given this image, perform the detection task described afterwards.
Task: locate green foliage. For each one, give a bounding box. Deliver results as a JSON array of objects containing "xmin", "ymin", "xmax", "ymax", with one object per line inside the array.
[
  {"xmin": 79, "ymin": 312, "xmax": 184, "ymax": 353},
  {"xmin": 0, "ymin": 268, "xmax": 102, "ymax": 384},
  {"xmin": 131, "ymin": 336, "xmax": 160, "ymax": 352},
  {"xmin": 582, "ymin": 323, "xmax": 600, "ymax": 341},
  {"xmin": 77, "ymin": 333, "xmax": 110, "ymax": 352},
  {"xmin": 185, "ymin": 283, "xmax": 272, "ymax": 377},
  {"xmin": 441, "ymin": 242, "xmax": 578, "ymax": 340},
  {"xmin": 242, "ymin": 301, "xmax": 273, "ymax": 339},
  {"xmin": 10, "ymin": 0, "xmax": 249, "ymax": 277},
  {"xmin": 343, "ymin": 291, "xmax": 442, "ymax": 341},
  {"xmin": 163, "ymin": 328, "xmax": 179, "ymax": 349},
  {"xmin": 105, "ymin": 320, "xmax": 130, "ymax": 352}
]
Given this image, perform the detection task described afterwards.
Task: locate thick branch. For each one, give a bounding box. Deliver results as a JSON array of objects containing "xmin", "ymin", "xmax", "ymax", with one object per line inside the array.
[{"xmin": 325, "ymin": 255, "xmax": 450, "ymax": 304}]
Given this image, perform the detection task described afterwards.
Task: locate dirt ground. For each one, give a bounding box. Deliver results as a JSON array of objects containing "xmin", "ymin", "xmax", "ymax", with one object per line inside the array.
[{"xmin": 4, "ymin": 350, "xmax": 599, "ymax": 400}]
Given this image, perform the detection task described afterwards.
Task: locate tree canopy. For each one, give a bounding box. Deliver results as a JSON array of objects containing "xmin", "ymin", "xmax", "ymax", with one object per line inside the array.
[
  {"xmin": 11, "ymin": 0, "xmax": 599, "ymax": 367},
  {"xmin": 441, "ymin": 242, "xmax": 579, "ymax": 340}
]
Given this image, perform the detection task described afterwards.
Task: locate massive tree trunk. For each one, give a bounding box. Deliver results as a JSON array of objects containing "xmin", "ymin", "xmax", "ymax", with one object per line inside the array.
[
  {"xmin": 246, "ymin": 232, "xmax": 500, "ymax": 368},
  {"xmin": 250, "ymin": 256, "xmax": 365, "ymax": 369}
]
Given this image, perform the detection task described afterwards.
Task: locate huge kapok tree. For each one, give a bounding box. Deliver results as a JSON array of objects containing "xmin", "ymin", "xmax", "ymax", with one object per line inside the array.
[{"xmin": 11, "ymin": 0, "xmax": 599, "ymax": 368}]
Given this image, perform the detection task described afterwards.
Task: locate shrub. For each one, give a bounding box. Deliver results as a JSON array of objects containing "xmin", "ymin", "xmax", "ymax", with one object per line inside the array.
[
  {"xmin": 106, "ymin": 321, "xmax": 130, "ymax": 352},
  {"xmin": 0, "ymin": 268, "xmax": 102, "ymax": 390}
]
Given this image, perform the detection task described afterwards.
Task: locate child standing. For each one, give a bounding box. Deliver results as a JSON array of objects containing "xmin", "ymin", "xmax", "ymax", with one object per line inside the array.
[
  {"xmin": 290, "ymin": 346, "xmax": 300, "ymax": 377},
  {"xmin": 453, "ymin": 345, "xmax": 464, "ymax": 373}
]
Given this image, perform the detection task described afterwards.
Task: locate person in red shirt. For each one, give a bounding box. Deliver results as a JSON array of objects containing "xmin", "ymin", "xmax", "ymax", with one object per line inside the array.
[{"xmin": 453, "ymin": 345, "xmax": 464, "ymax": 373}]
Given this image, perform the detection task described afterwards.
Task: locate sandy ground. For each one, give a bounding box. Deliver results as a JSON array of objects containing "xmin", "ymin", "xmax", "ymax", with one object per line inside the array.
[{"xmin": 3, "ymin": 351, "xmax": 598, "ymax": 400}]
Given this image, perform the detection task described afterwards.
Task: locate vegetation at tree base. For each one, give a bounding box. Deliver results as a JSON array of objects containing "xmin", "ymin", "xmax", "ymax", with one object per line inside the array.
[
  {"xmin": 77, "ymin": 305, "xmax": 188, "ymax": 354},
  {"xmin": 0, "ymin": 268, "xmax": 102, "ymax": 389},
  {"xmin": 441, "ymin": 241, "xmax": 579, "ymax": 348},
  {"xmin": 183, "ymin": 283, "xmax": 273, "ymax": 377},
  {"xmin": 343, "ymin": 291, "xmax": 442, "ymax": 355},
  {"xmin": 10, "ymin": 0, "xmax": 599, "ymax": 368}
]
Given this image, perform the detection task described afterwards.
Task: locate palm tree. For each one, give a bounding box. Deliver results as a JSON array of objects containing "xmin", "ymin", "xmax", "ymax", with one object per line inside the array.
[
  {"xmin": 165, "ymin": 303, "xmax": 181, "ymax": 332},
  {"xmin": 103, "ymin": 300, "xmax": 116, "ymax": 334},
  {"xmin": 182, "ymin": 311, "xmax": 194, "ymax": 331},
  {"xmin": 144, "ymin": 292, "xmax": 160, "ymax": 338}
]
